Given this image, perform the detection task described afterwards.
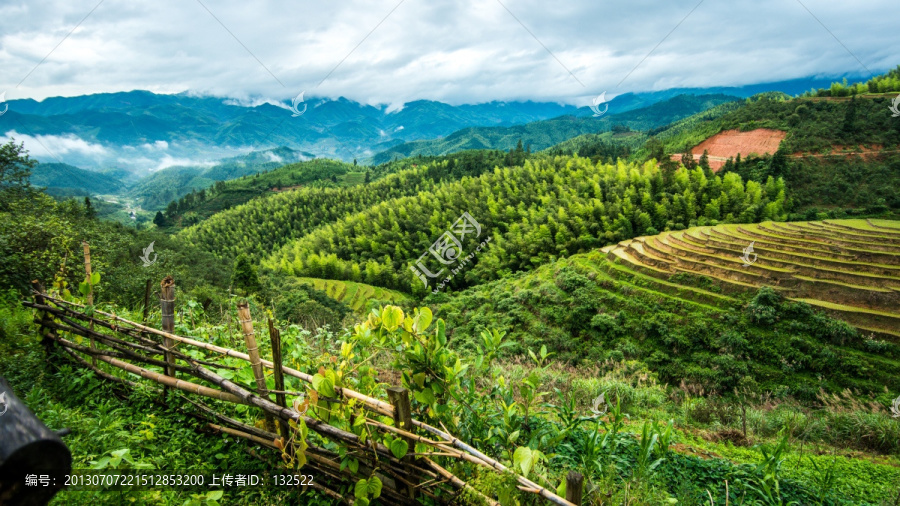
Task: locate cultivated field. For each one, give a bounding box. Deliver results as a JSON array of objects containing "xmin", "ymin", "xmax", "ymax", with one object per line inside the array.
[
  {"xmin": 603, "ymin": 219, "xmax": 900, "ymax": 339},
  {"xmin": 296, "ymin": 276, "xmax": 412, "ymax": 312}
]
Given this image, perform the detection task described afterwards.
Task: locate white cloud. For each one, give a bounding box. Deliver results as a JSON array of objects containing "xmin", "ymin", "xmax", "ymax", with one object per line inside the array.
[
  {"xmin": 265, "ymin": 151, "xmax": 283, "ymax": 163},
  {"xmin": 0, "ymin": 0, "xmax": 895, "ymax": 106},
  {"xmin": 150, "ymin": 155, "xmax": 216, "ymax": 172},
  {"xmin": 0, "ymin": 130, "xmax": 107, "ymax": 159},
  {"xmin": 141, "ymin": 140, "xmax": 169, "ymax": 150}
]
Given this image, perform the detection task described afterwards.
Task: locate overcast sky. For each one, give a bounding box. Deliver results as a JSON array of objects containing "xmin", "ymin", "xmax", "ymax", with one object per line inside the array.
[{"xmin": 1, "ymin": 0, "xmax": 898, "ymax": 108}]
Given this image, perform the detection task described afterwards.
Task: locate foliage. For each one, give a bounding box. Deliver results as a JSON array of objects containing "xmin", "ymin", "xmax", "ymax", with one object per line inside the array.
[
  {"xmin": 179, "ymin": 151, "xmax": 512, "ymax": 261},
  {"xmin": 265, "ymin": 156, "xmax": 787, "ymax": 295}
]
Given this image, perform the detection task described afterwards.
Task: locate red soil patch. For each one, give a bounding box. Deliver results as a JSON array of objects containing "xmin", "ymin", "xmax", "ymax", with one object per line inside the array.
[
  {"xmin": 792, "ymin": 144, "xmax": 897, "ymax": 161},
  {"xmin": 270, "ymin": 184, "xmax": 304, "ymax": 192},
  {"xmin": 669, "ymin": 128, "xmax": 787, "ymax": 171}
]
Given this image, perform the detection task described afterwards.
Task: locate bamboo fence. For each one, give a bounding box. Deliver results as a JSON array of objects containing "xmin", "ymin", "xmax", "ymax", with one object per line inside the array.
[{"xmin": 24, "ymin": 279, "xmax": 580, "ymax": 506}]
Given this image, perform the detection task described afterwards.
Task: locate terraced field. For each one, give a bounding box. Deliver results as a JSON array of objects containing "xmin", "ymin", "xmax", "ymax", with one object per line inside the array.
[
  {"xmin": 296, "ymin": 277, "xmax": 412, "ymax": 312},
  {"xmin": 341, "ymin": 171, "xmax": 367, "ymax": 185},
  {"xmin": 602, "ymin": 219, "xmax": 900, "ymax": 339}
]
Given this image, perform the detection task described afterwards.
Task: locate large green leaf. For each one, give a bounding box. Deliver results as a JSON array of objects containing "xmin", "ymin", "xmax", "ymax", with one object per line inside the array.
[
  {"xmin": 367, "ymin": 476, "xmax": 382, "ymax": 499},
  {"xmin": 390, "ymin": 439, "xmax": 409, "ymax": 460},
  {"xmin": 381, "ymin": 306, "xmax": 404, "ymax": 331},
  {"xmin": 414, "ymin": 307, "xmax": 433, "ymax": 333},
  {"xmin": 513, "ymin": 446, "xmax": 534, "ymax": 477}
]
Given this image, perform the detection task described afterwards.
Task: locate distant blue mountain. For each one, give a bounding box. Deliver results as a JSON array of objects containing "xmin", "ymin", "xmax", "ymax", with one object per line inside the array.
[{"xmin": 0, "ymin": 75, "xmax": 860, "ymax": 171}]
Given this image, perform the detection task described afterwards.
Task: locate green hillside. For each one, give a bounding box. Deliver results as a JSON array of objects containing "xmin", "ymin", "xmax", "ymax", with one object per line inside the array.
[
  {"xmin": 159, "ymin": 158, "xmax": 356, "ymax": 228},
  {"xmin": 296, "ymin": 277, "xmax": 412, "ymax": 313},
  {"xmin": 265, "ymin": 156, "xmax": 787, "ymax": 295},
  {"xmin": 128, "ymin": 147, "xmax": 310, "ymax": 209},
  {"xmin": 30, "ymin": 162, "xmax": 126, "ymax": 196},
  {"xmin": 429, "ymin": 219, "xmax": 900, "ymax": 398},
  {"xmin": 369, "ymin": 94, "xmax": 740, "ymax": 164},
  {"xmin": 636, "ymin": 92, "xmax": 900, "ymax": 211},
  {"xmin": 179, "ymin": 149, "xmax": 520, "ymax": 260}
]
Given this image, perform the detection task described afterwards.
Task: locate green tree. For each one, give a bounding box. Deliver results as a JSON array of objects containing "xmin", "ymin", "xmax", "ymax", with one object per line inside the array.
[
  {"xmin": 153, "ymin": 211, "xmax": 167, "ymax": 228},
  {"xmin": 0, "ymin": 140, "xmax": 37, "ymax": 211},
  {"xmin": 84, "ymin": 197, "xmax": 96, "ymax": 219},
  {"xmin": 231, "ymin": 254, "xmax": 261, "ymax": 294}
]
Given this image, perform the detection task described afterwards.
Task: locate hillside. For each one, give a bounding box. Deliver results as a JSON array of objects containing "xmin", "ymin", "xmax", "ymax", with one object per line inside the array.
[
  {"xmin": 295, "ymin": 277, "xmax": 412, "ymax": 313},
  {"xmin": 368, "ymin": 94, "xmax": 740, "ymax": 164},
  {"xmin": 638, "ymin": 92, "xmax": 900, "ymax": 211},
  {"xmin": 159, "ymin": 158, "xmax": 356, "ymax": 227},
  {"xmin": 30, "ymin": 162, "xmax": 126, "ymax": 196},
  {"xmin": 179, "ymin": 149, "xmax": 519, "ymax": 260},
  {"xmin": 264, "ymin": 156, "xmax": 787, "ymax": 295},
  {"xmin": 428, "ymin": 219, "xmax": 900, "ymax": 397},
  {"xmin": 127, "ymin": 147, "xmax": 310, "ymax": 209}
]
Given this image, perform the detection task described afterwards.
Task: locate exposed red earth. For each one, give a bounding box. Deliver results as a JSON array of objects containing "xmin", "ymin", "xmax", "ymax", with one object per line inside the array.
[{"xmin": 670, "ymin": 128, "xmax": 787, "ymax": 171}]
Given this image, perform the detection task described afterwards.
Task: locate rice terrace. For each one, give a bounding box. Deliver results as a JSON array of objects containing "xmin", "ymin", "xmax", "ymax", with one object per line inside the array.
[
  {"xmin": 2, "ymin": 3, "xmax": 900, "ymax": 506},
  {"xmin": 606, "ymin": 219, "xmax": 900, "ymax": 339}
]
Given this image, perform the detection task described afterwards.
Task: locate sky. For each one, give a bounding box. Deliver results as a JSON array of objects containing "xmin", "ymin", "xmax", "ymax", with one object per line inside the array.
[{"xmin": 0, "ymin": 0, "xmax": 898, "ymax": 108}]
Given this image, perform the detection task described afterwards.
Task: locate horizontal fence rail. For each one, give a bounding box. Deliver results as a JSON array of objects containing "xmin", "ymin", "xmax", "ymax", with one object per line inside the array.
[{"xmin": 25, "ymin": 280, "xmax": 577, "ymax": 506}]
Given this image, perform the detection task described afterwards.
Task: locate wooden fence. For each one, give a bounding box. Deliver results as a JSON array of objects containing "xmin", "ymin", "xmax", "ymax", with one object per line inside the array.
[{"xmin": 25, "ymin": 274, "xmax": 582, "ymax": 505}]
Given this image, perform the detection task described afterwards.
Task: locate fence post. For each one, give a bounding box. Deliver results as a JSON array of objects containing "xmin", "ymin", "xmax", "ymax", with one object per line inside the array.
[
  {"xmin": 267, "ymin": 316, "xmax": 290, "ymax": 443},
  {"xmin": 81, "ymin": 241, "xmax": 97, "ymax": 367},
  {"xmin": 142, "ymin": 279, "xmax": 152, "ymax": 323},
  {"xmin": 31, "ymin": 280, "xmax": 53, "ymax": 353},
  {"xmin": 566, "ymin": 471, "xmax": 583, "ymax": 505},
  {"xmin": 237, "ymin": 302, "xmax": 275, "ymax": 433},
  {"xmin": 159, "ymin": 277, "xmax": 177, "ymax": 387},
  {"xmin": 387, "ymin": 386, "xmax": 416, "ymax": 500}
]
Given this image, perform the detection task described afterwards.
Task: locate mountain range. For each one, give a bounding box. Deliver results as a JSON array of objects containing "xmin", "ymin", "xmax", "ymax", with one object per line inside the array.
[{"xmin": 1, "ymin": 75, "xmax": 845, "ymax": 174}]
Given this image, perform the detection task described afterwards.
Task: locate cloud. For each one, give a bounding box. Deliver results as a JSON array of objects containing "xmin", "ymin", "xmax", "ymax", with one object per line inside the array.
[
  {"xmin": 0, "ymin": 130, "xmax": 107, "ymax": 159},
  {"xmin": 265, "ymin": 151, "xmax": 283, "ymax": 163},
  {"xmin": 0, "ymin": 0, "xmax": 896, "ymax": 107},
  {"xmin": 142, "ymin": 140, "xmax": 169, "ymax": 150},
  {"xmin": 149, "ymin": 155, "xmax": 217, "ymax": 172}
]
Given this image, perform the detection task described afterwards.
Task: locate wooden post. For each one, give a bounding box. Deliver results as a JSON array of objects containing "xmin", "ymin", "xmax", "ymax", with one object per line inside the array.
[
  {"xmin": 142, "ymin": 279, "xmax": 152, "ymax": 323},
  {"xmin": 237, "ymin": 302, "xmax": 275, "ymax": 433},
  {"xmin": 159, "ymin": 276, "xmax": 177, "ymax": 381},
  {"xmin": 81, "ymin": 241, "xmax": 97, "ymax": 367},
  {"xmin": 565, "ymin": 471, "xmax": 583, "ymax": 505},
  {"xmin": 387, "ymin": 387, "xmax": 416, "ymax": 500},
  {"xmin": 268, "ymin": 317, "xmax": 291, "ymax": 444},
  {"xmin": 32, "ymin": 280, "xmax": 53, "ymax": 353}
]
